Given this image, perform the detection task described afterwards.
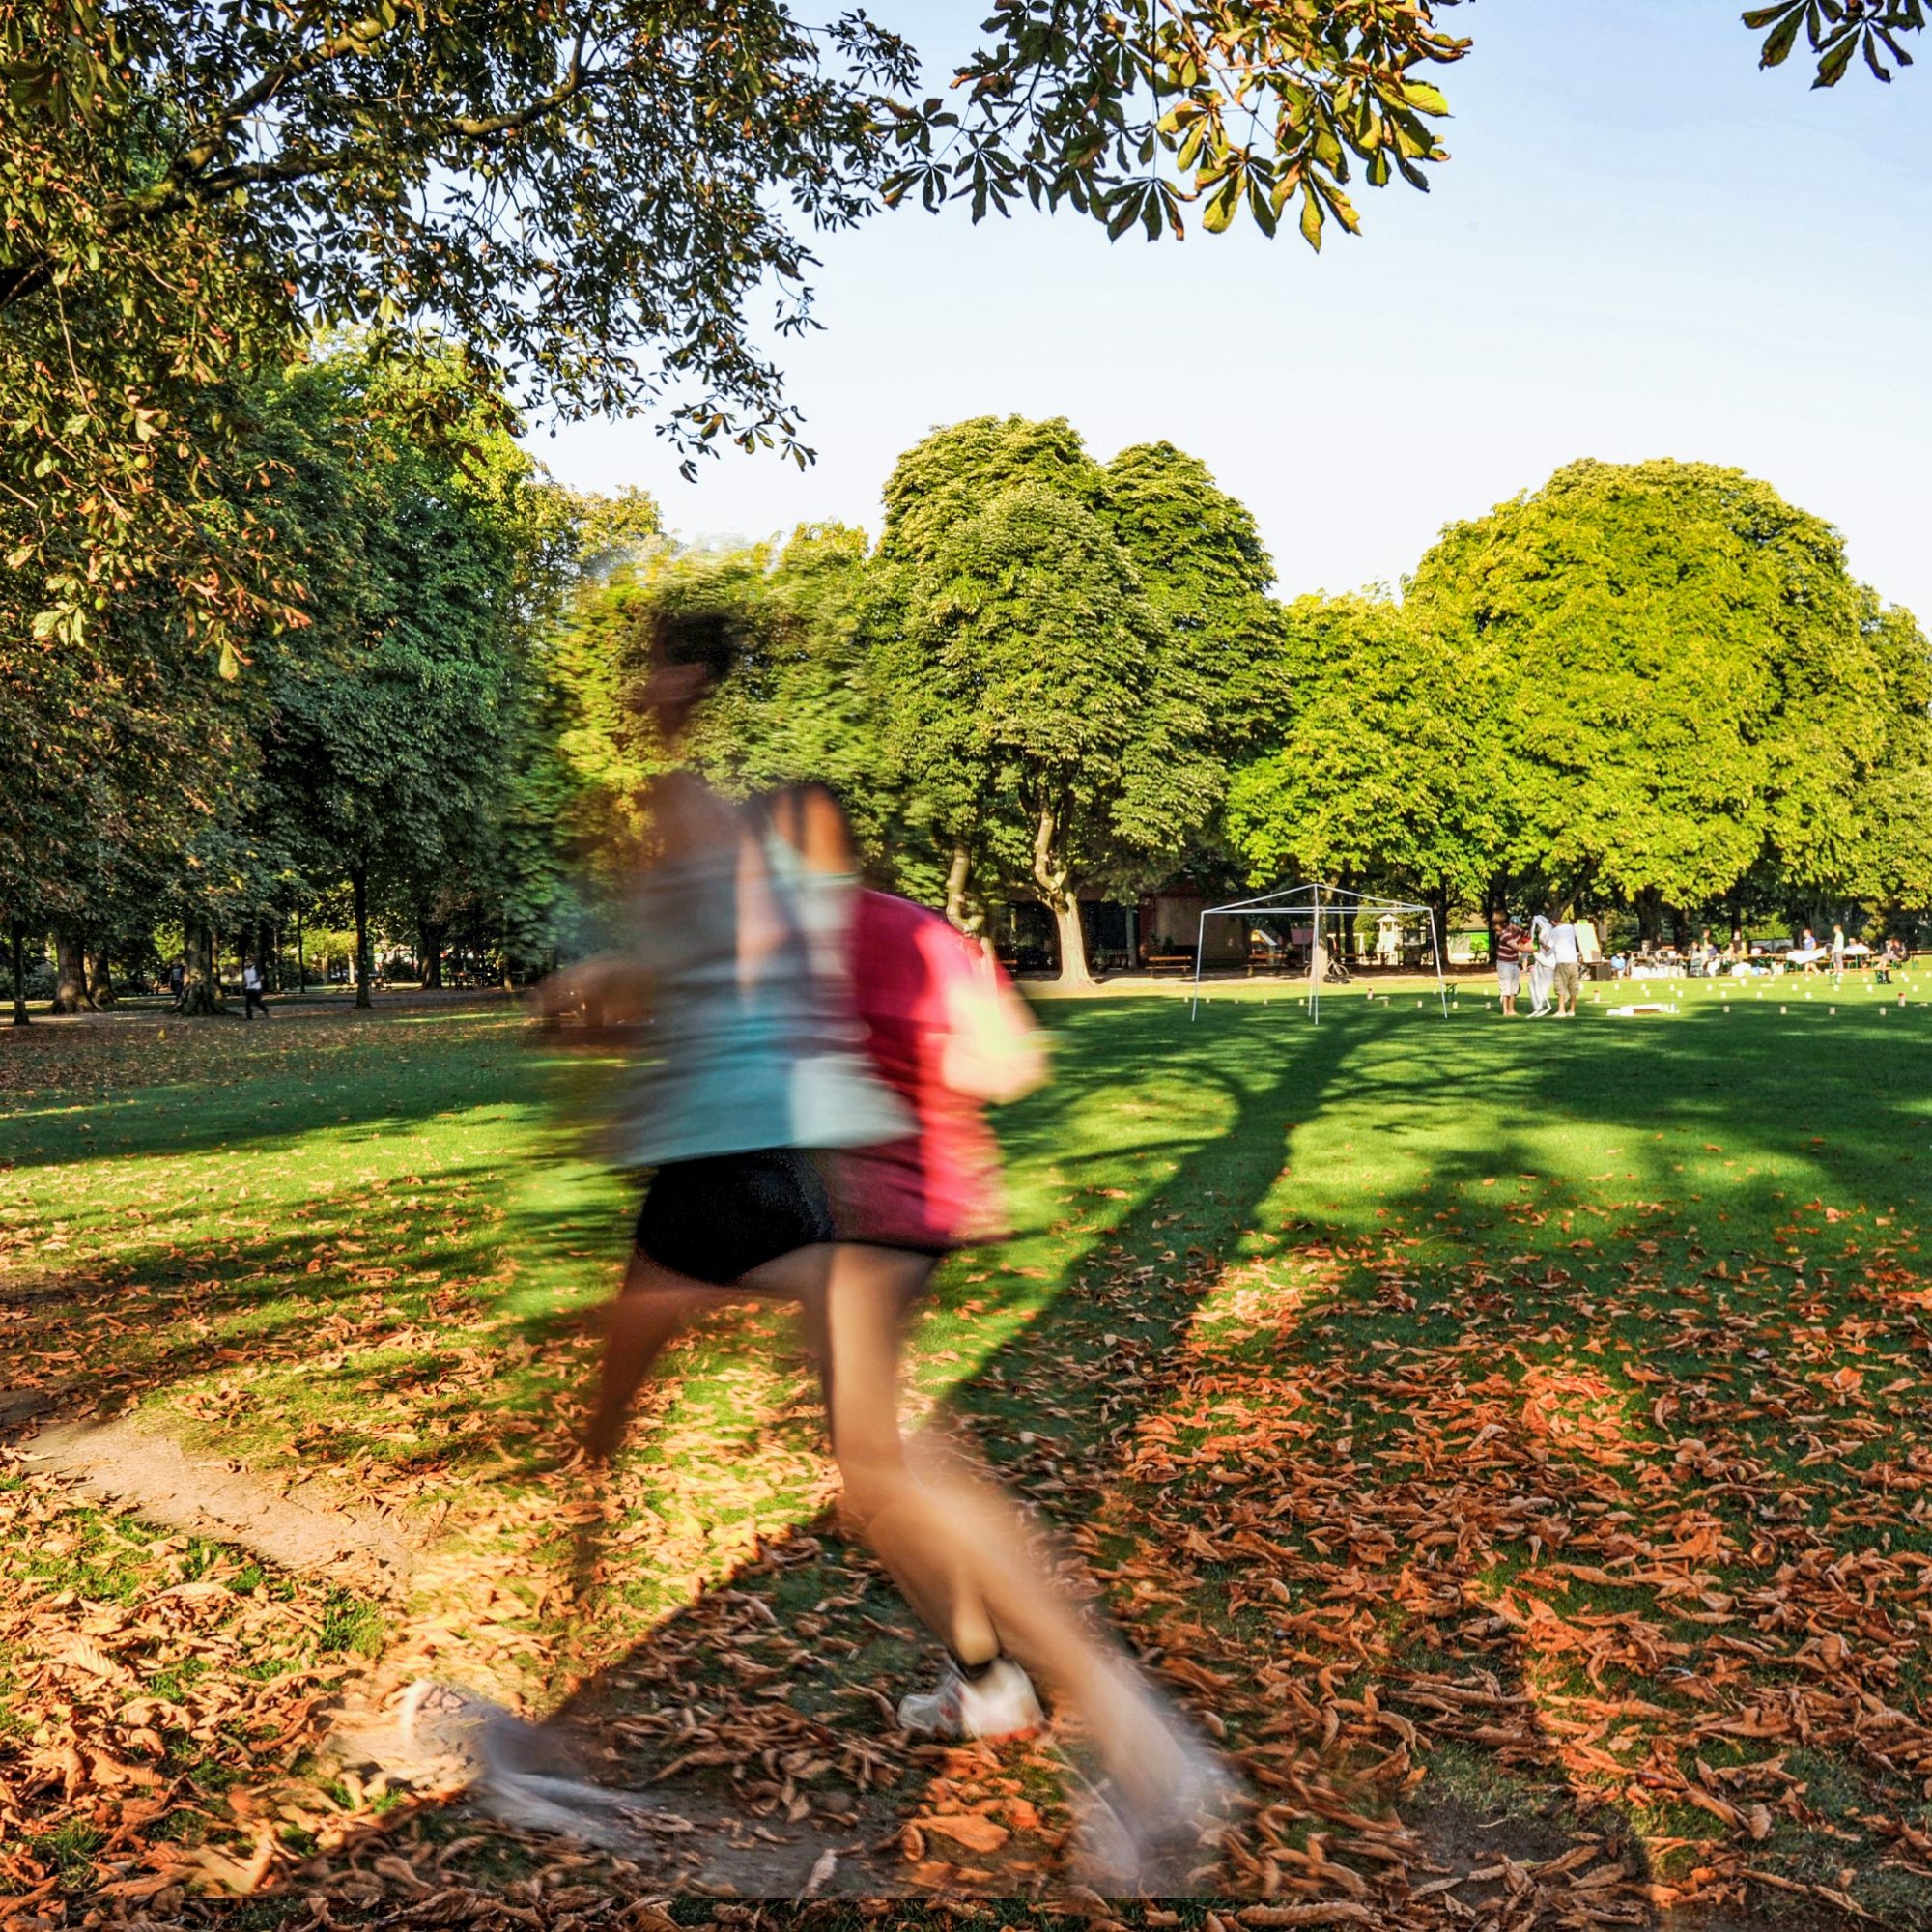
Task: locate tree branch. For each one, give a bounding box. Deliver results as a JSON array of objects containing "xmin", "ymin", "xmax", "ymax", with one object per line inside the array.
[{"xmin": 0, "ymin": 24, "xmax": 611, "ymax": 318}]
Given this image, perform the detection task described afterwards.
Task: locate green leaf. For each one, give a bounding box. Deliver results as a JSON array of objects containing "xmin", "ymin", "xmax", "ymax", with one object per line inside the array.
[
  {"xmin": 1201, "ymin": 172, "xmax": 1242, "ymax": 234},
  {"xmin": 1298, "ymin": 184, "xmax": 1324, "ymax": 250},
  {"xmin": 1760, "ymin": 7, "xmax": 1806, "ymax": 66},
  {"xmin": 1815, "ymin": 32, "xmax": 1861, "ymax": 83}
]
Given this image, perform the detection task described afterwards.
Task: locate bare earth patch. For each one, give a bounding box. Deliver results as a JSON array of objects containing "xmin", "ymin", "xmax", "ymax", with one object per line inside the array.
[{"xmin": 15, "ymin": 1411, "xmax": 417, "ymax": 1598}]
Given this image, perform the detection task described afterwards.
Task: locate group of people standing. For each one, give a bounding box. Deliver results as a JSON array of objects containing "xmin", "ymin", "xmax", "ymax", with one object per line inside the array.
[{"xmin": 1492, "ymin": 908, "xmax": 1601, "ymax": 1018}]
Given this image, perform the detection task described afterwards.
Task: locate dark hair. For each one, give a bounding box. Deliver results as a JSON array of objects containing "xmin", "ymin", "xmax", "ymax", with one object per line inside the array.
[{"xmin": 651, "ymin": 606, "xmax": 742, "ymax": 684}]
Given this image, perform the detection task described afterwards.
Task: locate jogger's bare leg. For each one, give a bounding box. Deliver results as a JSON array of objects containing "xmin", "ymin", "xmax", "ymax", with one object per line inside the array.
[
  {"xmin": 582, "ymin": 1250, "xmax": 711, "ymax": 1463},
  {"xmin": 814, "ymin": 1245, "xmax": 1210, "ymax": 1821}
]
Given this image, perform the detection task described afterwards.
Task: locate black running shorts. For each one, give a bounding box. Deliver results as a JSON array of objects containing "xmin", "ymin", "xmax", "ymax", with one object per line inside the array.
[{"xmin": 634, "ymin": 1150, "xmax": 835, "ymax": 1288}]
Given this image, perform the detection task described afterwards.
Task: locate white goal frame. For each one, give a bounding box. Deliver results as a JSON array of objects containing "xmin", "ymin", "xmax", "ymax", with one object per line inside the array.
[{"xmin": 1189, "ymin": 882, "xmax": 1450, "ymax": 1023}]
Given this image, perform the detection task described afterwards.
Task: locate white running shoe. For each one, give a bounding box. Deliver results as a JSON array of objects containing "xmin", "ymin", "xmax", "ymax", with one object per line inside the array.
[
  {"xmin": 1071, "ymin": 1721, "xmax": 1240, "ymax": 1891},
  {"xmin": 896, "ymin": 1658, "xmax": 1043, "ymax": 1740}
]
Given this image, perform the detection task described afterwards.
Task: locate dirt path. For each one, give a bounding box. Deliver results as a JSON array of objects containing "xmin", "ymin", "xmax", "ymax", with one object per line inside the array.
[{"xmin": 14, "ymin": 1409, "xmax": 416, "ymax": 1597}]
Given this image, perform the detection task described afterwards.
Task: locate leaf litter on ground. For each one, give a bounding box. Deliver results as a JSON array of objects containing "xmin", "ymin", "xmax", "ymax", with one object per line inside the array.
[{"xmin": 5, "ymin": 992, "xmax": 1932, "ymax": 1928}]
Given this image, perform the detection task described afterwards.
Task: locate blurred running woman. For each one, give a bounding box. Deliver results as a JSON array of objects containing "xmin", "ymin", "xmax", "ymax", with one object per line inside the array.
[{"xmin": 554, "ymin": 608, "xmax": 1228, "ymax": 1880}]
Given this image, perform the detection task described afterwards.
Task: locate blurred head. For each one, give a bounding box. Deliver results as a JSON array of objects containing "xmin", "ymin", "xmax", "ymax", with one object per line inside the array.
[{"xmin": 637, "ymin": 607, "xmax": 743, "ymax": 739}]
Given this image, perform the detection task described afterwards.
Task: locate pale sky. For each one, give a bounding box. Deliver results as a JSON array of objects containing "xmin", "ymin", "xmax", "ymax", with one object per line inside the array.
[{"xmin": 526, "ymin": 1, "xmax": 1932, "ymax": 620}]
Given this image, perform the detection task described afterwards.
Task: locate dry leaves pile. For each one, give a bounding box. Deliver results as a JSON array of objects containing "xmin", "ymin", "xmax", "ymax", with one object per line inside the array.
[
  {"xmin": 0, "ymin": 1458, "xmax": 361, "ymax": 1921},
  {"xmin": 8, "ymin": 1004, "xmax": 1931, "ymax": 1928},
  {"xmin": 1054, "ymin": 1236, "xmax": 1932, "ymax": 1926},
  {"xmin": 265, "ymin": 1222, "xmax": 1932, "ymax": 1926}
]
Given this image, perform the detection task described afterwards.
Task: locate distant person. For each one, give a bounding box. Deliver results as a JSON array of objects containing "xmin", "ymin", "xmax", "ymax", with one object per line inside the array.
[
  {"xmin": 1494, "ymin": 916, "xmax": 1530, "ymax": 1017},
  {"xmin": 1831, "ymin": 923, "xmax": 1847, "ymax": 976},
  {"xmin": 1800, "ymin": 926, "xmax": 1820, "ymax": 975},
  {"xmin": 1550, "ymin": 909, "xmax": 1582, "ymax": 1017},
  {"xmin": 168, "ymin": 961, "xmax": 185, "ymax": 1009},
  {"xmin": 241, "ymin": 958, "xmax": 270, "ymax": 1020},
  {"xmin": 1526, "ymin": 908, "xmax": 1557, "ymax": 1018}
]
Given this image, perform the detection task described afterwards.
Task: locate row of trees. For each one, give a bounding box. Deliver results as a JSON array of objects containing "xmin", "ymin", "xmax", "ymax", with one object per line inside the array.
[
  {"xmin": 3, "ymin": 337, "xmax": 589, "ymax": 1016},
  {"xmin": 554, "ymin": 425, "xmax": 1932, "ymax": 985},
  {"xmin": 7, "ymin": 4, "xmax": 1916, "ymax": 1007},
  {"xmin": 7, "ymin": 370, "xmax": 1927, "ymax": 1003}
]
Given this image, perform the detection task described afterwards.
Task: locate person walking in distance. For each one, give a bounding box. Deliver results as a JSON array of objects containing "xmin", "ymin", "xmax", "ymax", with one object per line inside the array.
[
  {"xmin": 1550, "ymin": 909, "xmax": 1582, "ymax": 1018},
  {"xmin": 241, "ymin": 957, "xmax": 270, "ymax": 1019},
  {"xmin": 553, "ymin": 607, "xmax": 1228, "ymax": 1881}
]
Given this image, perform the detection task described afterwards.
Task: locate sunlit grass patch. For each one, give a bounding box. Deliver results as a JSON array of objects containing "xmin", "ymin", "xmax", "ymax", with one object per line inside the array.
[{"xmin": 9, "ymin": 985, "xmax": 1932, "ymax": 1913}]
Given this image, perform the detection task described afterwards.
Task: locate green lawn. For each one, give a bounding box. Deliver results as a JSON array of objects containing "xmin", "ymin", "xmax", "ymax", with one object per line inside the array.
[{"xmin": 6, "ymin": 978, "xmax": 1932, "ymax": 1920}]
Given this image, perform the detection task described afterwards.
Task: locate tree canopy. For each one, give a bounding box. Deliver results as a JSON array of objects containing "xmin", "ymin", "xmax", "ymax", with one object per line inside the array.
[
  {"xmin": 1746, "ymin": 0, "xmax": 1924, "ymax": 86},
  {"xmin": 1224, "ymin": 596, "xmax": 1506, "ymax": 908},
  {"xmin": 0, "ymin": 0, "xmax": 1468, "ymax": 661},
  {"xmin": 250, "ymin": 343, "xmax": 556, "ymax": 1006},
  {"xmin": 879, "ymin": 479, "xmax": 1210, "ymax": 987},
  {"xmin": 865, "ymin": 416, "xmax": 1282, "ymax": 980},
  {"xmin": 2, "ymin": 0, "xmax": 1900, "ymax": 673},
  {"xmin": 1398, "ymin": 459, "xmax": 1931, "ymax": 927}
]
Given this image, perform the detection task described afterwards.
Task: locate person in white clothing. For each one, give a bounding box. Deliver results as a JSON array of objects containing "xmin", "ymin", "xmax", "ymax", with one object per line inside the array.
[
  {"xmin": 1526, "ymin": 910, "xmax": 1557, "ymax": 1017},
  {"xmin": 1550, "ymin": 912, "xmax": 1582, "ymax": 1017}
]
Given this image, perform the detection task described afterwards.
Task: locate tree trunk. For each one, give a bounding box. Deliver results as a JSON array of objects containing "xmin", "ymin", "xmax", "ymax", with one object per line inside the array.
[
  {"xmin": 1047, "ymin": 894, "xmax": 1094, "ymax": 989},
  {"xmin": 10, "ymin": 921, "xmax": 29, "ymax": 1026},
  {"xmin": 179, "ymin": 923, "xmax": 223, "ymax": 1015},
  {"xmin": 50, "ymin": 928, "xmax": 93, "ymax": 1013},
  {"xmin": 86, "ymin": 947, "xmax": 115, "ymax": 1007},
  {"xmin": 296, "ymin": 907, "xmax": 307, "ymax": 992},
  {"xmin": 944, "ymin": 842, "xmax": 977, "ymax": 934},
  {"xmin": 1635, "ymin": 888, "xmax": 1662, "ymax": 948},
  {"xmin": 352, "ymin": 867, "xmax": 373, "ymax": 1009},
  {"xmin": 1429, "ymin": 886, "xmax": 1451, "ymax": 969},
  {"xmin": 421, "ymin": 922, "xmax": 445, "ymax": 989},
  {"xmin": 1031, "ymin": 800, "xmax": 1093, "ymax": 989}
]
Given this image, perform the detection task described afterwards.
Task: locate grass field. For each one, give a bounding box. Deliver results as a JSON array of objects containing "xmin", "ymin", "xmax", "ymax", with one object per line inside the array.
[{"xmin": 6, "ymin": 975, "xmax": 1932, "ymax": 1924}]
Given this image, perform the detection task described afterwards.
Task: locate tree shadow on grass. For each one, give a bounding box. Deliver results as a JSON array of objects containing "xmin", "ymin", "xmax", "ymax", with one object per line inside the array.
[
  {"xmin": 16, "ymin": 995, "xmax": 1928, "ymax": 1923},
  {"xmin": 0, "ymin": 998, "xmax": 558, "ymax": 1175},
  {"xmin": 370, "ymin": 998, "xmax": 1928, "ymax": 1919},
  {"xmin": 351, "ymin": 1003, "xmax": 1663, "ymax": 1912}
]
